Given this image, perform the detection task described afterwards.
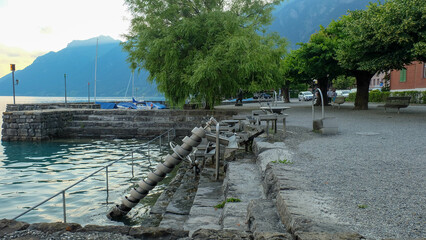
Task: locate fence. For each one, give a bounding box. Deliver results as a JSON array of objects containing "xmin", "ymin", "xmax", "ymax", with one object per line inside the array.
[{"xmin": 12, "ymin": 128, "xmax": 176, "ymax": 223}]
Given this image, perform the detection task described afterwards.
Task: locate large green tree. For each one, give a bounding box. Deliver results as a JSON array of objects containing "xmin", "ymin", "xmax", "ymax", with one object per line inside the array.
[
  {"xmin": 283, "ymin": 25, "xmax": 345, "ymax": 105},
  {"xmin": 123, "ymin": 0, "xmax": 287, "ymax": 108},
  {"xmin": 336, "ymin": 0, "xmax": 426, "ymax": 109}
]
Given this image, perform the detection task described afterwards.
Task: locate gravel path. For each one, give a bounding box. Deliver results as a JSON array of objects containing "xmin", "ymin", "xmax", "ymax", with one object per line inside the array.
[{"xmin": 280, "ymin": 102, "xmax": 426, "ymax": 239}]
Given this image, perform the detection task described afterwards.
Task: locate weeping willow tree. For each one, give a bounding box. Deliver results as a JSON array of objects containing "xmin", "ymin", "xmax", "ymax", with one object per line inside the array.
[{"xmin": 122, "ymin": 0, "xmax": 287, "ymax": 108}]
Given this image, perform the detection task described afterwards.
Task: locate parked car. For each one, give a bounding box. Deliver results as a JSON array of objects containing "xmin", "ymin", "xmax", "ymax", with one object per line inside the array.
[
  {"xmin": 369, "ymin": 87, "xmax": 382, "ymax": 92},
  {"xmin": 298, "ymin": 91, "xmax": 313, "ymax": 101},
  {"xmin": 342, "ymin": 90, "xmax": 351, "ymax": 98},
  {"xmin": 336, "ymin": 90, "xmax": 350, "ymax": 98}
]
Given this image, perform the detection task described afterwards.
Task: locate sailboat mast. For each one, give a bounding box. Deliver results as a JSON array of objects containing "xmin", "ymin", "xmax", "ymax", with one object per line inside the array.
[
  {"xmin": 94, "ymin": 38, "xmax": 98, "ymax": 103},
  {"xmin": 132, "ymin": 71, "xmax": 134, "ymax": 99}
]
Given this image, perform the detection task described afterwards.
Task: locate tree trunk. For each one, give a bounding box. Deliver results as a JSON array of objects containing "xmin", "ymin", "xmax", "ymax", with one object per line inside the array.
[
  {"xmin": 315, "ymin": 78, "xmax": 329, "ymax": 106},
  {"xmin": 354, "ymin": 71, "xmax": 374, "ymax": 110},
  {"xmin": 282, "ymin": 87, "xmax": 290, "ymax": 103}
]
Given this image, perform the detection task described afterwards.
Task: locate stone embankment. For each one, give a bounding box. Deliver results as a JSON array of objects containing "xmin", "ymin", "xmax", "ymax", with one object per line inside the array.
[
  {"xmin": 1, "ymin": 103, "xmax": 238, "ymax": 141},
  {"xmin": 0, "ymin": 135, "xmax": 365, "ymax": 239}
]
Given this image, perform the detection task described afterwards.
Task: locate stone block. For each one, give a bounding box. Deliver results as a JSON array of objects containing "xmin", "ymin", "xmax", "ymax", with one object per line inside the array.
[
  {"xmin": 0, "ymin": 219, "xmax": 29, "ymax": 238},
  {"xmin": 29, "ymin": 222, "xmax": 82, "ymax": 233},
  {"xmin": 18, "ymin": 129, "xmax": 28, "ymax": 136},
  {"xmin": 6, "ymin": 129, "xmax": 17, "ymax": 136},
  {"xmin": 296, "ymin": 232, "xmax": 364, "ymax": 240}
]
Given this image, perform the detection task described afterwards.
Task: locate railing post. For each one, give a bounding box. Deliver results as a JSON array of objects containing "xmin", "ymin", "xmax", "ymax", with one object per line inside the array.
[
  {"xmin": 106, "ymin": 167, "xmax": 109, "ymax": 197},
  {"xmin": 215, "ymin": 124, "xmax": 220, "ymax": 181},
  {"xmin": 62, "ymin": 191, "xmax": 67, "ymax": 223},
  {"xmin": 168, "ymin": 130, "xmax": 170, "ymax": 143},
  {"xmin": 131, "ymin": 152, "xmax": 134, "ymax": 178},
  {"xmin": 148, "ymin": 142, "xmax": 150, "ymax": 162},
  {"xmin": 159, "ymin": 136, "xmax": 162, "ymax": 153}
]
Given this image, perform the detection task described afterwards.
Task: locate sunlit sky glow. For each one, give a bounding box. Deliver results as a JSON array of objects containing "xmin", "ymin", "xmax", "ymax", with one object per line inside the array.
[{"xmin": 0, "ymin": 0, "xmax": 131, "ymax": 78}]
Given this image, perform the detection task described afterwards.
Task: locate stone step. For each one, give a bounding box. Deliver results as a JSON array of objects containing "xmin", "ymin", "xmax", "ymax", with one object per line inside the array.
[
  {"xmin": 246, "ymin": 199, "xmax": 289, "ymax": 238},
  {"xmin": 183, "ymin": 167, "xmax": 223, "ymax": 236},
  {"xmin": 220, "ymin": 159, "xmax": 265, "ymax": 232},
  {"xmin": 159, "ymin": 169, "xmax": 199, "ymax": 231}
]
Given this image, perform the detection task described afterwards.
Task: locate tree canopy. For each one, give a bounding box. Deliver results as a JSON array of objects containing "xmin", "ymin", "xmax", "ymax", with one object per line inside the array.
[
  {"xmin": 123, "ymin": 0, "xmax": 287, "ymax": 108},
  {"xmin": 334, "ymin": 0, "xmax": 425, "ymax": 109},
  {"xmin": 288, "ymin": 0, "xmax": 425, "ymax": 109}
]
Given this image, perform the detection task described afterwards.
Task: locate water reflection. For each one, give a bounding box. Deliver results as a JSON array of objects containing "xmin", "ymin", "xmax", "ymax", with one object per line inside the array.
[{"xmin": 0, "ymin": 138, "xmax": 170, "ymax": 226}]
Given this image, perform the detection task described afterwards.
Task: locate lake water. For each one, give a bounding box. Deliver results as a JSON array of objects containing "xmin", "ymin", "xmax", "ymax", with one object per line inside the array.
[{"xmin": 0, "ymin": 96, "xmax": 170, "ymax": 226}]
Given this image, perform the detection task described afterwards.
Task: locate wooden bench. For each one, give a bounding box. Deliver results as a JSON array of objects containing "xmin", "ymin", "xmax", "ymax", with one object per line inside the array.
[
  {"xmin": 332, "ymin": 96, "xmax": 345, "ymax": 109},
  {"xmin": 383, "ymin": 96, "xmax": 411, "ymax": 114}
]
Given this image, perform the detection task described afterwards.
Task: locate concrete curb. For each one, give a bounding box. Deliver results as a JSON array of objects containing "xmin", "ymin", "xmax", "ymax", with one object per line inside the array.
[{"xmin": 253, "ymin": 140, "xmax": 365, "ymax": 240}]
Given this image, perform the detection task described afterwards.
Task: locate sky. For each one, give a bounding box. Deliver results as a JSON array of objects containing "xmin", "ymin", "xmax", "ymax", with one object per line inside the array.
[{"xmin": 0, "ymin": 0, "xmax": 131, "ymax": 78}]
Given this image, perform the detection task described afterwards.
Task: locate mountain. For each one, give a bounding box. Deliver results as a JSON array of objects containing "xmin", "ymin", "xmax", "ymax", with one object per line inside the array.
[
  {"xmin": 0, "ymin": 36, "xmax": 161, "ymax": 97},
  {"xmin": 0, "ymin": 1, "xmax": 372, "ymax": 97},
  {"xmin": 269, "ymin": 0, "xmax": 371, "ymax": 48}
]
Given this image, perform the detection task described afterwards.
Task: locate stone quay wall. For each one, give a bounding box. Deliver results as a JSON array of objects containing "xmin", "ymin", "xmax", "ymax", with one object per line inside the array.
[
  {"xmin": 2, "ymin": 110, "xmax": 73, "ymax": 141},
  {"xmin": 2, "ymin": 106, "xmax": 239, "ymax": 141},
  {"xmin": 6, "ymin": 103, "xmax": 100, "ymax": 112}
]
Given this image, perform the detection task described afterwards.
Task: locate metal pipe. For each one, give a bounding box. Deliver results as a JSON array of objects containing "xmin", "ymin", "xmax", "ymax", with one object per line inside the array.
[
  {"xmin": 62, "ymin": 191, "xmax": 66, "ymax": 223},
  {"xmin": 131, "ymin": 152, "xmax": 134, "ymax": 178},
  {"xmin": 312, "ymin": 88, "xmax": 325, "ymax": 121},
  {"xmin": 107, "ymin": 126, "xmax": 206, "ymax": 220},
  {"xmin": 215, "ymin": 123, "xmax": 220, "ymax": 180},
  {"xmin": 106, "ymin": 167, "xmax": 109, "ymax": 196}
]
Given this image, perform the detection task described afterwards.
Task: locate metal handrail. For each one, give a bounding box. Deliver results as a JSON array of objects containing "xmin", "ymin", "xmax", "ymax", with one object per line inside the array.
[{"xmin": 12, "ymin": 128, "xmax": 176, "ymax": 222}]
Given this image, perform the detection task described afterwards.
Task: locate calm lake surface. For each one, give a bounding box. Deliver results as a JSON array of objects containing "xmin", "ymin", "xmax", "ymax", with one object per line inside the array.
[{"xmin": 0, "ymin": 96, "xmax": 170, "ymax": 226}]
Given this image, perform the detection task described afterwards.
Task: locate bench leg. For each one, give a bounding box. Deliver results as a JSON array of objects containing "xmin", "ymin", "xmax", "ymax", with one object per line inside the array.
[
  {"xmin": 274, "ymin": 120, "xmax": 277, "ymax": 134},
  {"xmin": 282, "ymin": 118, "xmax": 286, "ymax": 137},
  {"xmin": 266, "ymin": 121, "xmax": 269, "ymax": 137}
]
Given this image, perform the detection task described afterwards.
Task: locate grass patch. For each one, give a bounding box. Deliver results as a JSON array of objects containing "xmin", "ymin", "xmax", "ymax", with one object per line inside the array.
[
  {"xmin": 358, "ymin": 204, "xmax": 368, "ymax": 209},
  {"xmin": 214, "ymin": 198, "xmax": 241, "ymax": 209},
  {"xmin": 271, "ymin": 159, "xmax": 293, "ymax": 164}
]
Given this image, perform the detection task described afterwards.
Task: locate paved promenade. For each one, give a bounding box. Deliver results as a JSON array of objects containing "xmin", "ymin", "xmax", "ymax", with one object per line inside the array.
[{"xmin": 218, "ymin": 100, "xmax": 426, "ymax": 239}]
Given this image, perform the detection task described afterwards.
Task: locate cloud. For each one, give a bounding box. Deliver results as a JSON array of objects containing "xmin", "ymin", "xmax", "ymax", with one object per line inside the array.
[
  {"xmin": 0, "ymin": 44, "xmax": 46, "ymax": 78},
  {"xmin": 0, "ymin": 0, "xmax": 8, "ymax": 8},
  {"xmin": 40, "ymin": 26, "xmax": 53, "ymax": 35}
]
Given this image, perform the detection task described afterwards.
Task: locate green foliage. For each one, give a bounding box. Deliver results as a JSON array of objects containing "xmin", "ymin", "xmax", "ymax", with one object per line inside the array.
[
  {"xmin": 333, "ymin": 75, "xmax": 355, "ymax": 90},
  {"xmin": 271, "ymin": 159, "xmax": 293, "ymax": 164},
  {"xmin": 226, "ymin": 198, "xmax": 241, "ymax": 203},
  {"xmin": 336, "ymin": 0, "xmax": 426, "ymax": 72},
  {"xmin": 214, "ymin": 198, "xmax": 241, "ymax": 209},
  {"xmin": 214, "ymin": 201, "xmax": 225, "ymax": 209},
  {"xmin": 123, "ymin": 0, "xmax": 288, "ymax": 108},
  {"xmin": 358, "ymin": 204, "xmax": 368, "ymax": 209},
  {"xmin": 391, "ymin": 91, "xmax": 424, "ymax": 103},
  {"xmin": 365, "ymin": 90, "xmax": 425, "ymax": 103},
  {"xmin": 347, "ymin": 92, "xmax": 356, "ymax": 102},
  {"xmin": 368, "ymin": 90, "xmax": 390, "ymax": 103}
]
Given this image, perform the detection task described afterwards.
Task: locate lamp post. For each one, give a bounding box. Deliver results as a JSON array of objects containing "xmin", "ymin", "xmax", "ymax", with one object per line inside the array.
[
  {"xmin": 10, "ymin": 64, "xmax": 16, "ymax": 104},
  {"xmin": 64, "ymin": 74, "xmax": 68, "ymax": 108},
  {"xmin": 88, "ymin": 82, "xmax": 90, "ymax": 103}
]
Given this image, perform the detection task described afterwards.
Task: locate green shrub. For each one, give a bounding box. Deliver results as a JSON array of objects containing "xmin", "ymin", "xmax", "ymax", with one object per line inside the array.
[
  {"xmin": 214, "ymin": 198, "xmax": 241, "ymax": 209},
  {"xmin": 347, "ymin": 92, "xmax": 356, "ymax": 102},
  {"xmin": 348, "ymin": 90, "xmax": 425, "ymax": 103},
  {"xmin": 390, "ymin": 91, "xmax": 424, "ymax": 103},
  {"xmin": 369, "ymin": 90, "xmax": 390, "ymax": 102}
]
